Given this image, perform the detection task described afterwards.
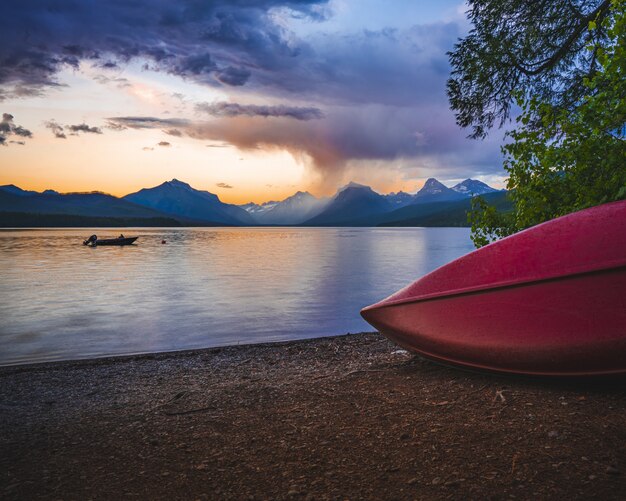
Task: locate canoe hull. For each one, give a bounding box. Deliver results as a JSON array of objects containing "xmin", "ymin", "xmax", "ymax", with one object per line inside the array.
[
  {"xmin": 363, "ymin": 267, "xmax": 626, "ymax": 376},
  {"xmin": 361, "ymin": 200, "xmax": 626, "ymax": 376}
]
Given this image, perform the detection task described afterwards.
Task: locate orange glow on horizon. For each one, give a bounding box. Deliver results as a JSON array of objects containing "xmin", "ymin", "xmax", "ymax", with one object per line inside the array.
[{"xmin": 0, "ymin": 175, "xmax": 428, "ymax": 205}]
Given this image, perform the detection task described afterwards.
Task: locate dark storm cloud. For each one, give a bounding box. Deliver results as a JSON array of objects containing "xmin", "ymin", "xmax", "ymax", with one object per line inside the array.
[
  {"xmin": 195, "ymin": 102, "xmax": 323, "ymax": 120},
  {"xmin": 0, "ymin": 0, "xmax": 329, "ymax": 94},
  {"xmin": 214, "ymin": 66, "xmax": 252, "ymax": 86},
  {"xmin": 0, "ymin": 113, "xmax": 32, "ymax": 145},
  {"xmin": 164, "ymin": 129, "xmax": 183, "ymax": 137},
  {"xmin": 176, "ymin": 53, "xmax": 217, "ymax": 76},
  {"xmin": 216, "ymin": 182, "xmax": 233, "ymax": 189},
  {"xmin": 254, "ymin": 23, "xmax": 461, "ymax": 107}
]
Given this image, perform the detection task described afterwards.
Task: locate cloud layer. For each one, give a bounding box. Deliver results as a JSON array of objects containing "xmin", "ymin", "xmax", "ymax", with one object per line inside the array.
[
  {"xmin": 0, "ymin": 1, "xmax": 507, "ymax": 183},
  {"xmin": 0, "ymin": 0, "xmax": 329, "ymax": 94}
]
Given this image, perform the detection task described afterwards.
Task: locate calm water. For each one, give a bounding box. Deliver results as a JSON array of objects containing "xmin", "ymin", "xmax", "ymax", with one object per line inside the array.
[{"xmin": 0, "ymin": 227, "xmax": 474, "ymax": 365}]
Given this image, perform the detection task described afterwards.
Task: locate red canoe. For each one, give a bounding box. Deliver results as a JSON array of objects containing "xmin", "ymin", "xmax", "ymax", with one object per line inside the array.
[{"xmin": 361, "ymin": 200, "xmax": 626, "ymax": 376}]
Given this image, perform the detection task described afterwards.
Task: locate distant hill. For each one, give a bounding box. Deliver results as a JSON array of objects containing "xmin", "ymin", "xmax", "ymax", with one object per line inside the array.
[
  {"xmin": 124, "ymin": 179, "xmax": 253, "ymax": 225},
  {"xmin": 384, "ymin": 191, "xmax": 415, "ymax": 209},
  {"xmin": 379, "ymin": 191, "xmax": 513, "ymax": 227},
  {"xmin": 0, "ymin": 212, "xmax": 182, "ymax": 228},
  {"xmin": 0, "ymin": 184, "xmax": 41, "ymax": 197},
  {"xmin": 0, "ymin": 187, "xmax": 173, "ymax": 219}
]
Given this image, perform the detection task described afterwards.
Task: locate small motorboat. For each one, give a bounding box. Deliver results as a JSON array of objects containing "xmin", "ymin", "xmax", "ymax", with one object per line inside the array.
[
  {"xmin": 83, "ymin": 234, "xmax": 138, "ymax": 246},
  {"xmin": 361, "ymin": 200, "xmax": 626, "ymax": 376}
]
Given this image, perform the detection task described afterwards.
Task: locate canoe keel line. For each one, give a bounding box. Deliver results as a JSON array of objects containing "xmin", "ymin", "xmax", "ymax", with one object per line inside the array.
[{"xmin": 361, "ymin": 200, "xmax": 626, "ymax": 376}]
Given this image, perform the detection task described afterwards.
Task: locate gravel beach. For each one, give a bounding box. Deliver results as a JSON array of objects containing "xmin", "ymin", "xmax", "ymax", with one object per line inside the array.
[{"xmin": 1, "ymin": 332, "xmax": 625, "ymax": 500}]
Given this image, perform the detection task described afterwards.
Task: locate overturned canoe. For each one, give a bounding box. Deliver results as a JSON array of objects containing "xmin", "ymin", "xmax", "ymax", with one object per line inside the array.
[{"xmin": 361, "ymin": 200, "xmax": 626, "ymax": 376}]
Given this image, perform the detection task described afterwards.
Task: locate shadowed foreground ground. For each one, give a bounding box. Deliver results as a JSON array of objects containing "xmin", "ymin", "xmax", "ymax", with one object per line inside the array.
[{"xmin": 1, "ymin": 333, "xmax": 625, "ymax": 500}]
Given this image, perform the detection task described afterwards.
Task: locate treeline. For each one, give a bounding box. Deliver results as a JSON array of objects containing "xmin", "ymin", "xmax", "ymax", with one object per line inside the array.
[{"xmin": 0, "ymin": 212, "xmax": 183, "ymax": 228}]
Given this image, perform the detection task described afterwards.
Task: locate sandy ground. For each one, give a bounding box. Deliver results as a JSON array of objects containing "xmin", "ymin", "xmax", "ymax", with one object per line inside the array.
[{"xmin": 1, "ymin": 332, "xmax": 625, "ymax": 500}]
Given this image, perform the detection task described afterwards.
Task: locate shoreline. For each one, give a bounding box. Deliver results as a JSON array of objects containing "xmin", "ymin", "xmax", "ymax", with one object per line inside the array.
[
  {"xmin": 1, "ymin": 332, "xmax": 625, "ymax": 500},
  {"xmin": 0, "ymin": 332, "xmax": 366, "ymax": 371}
]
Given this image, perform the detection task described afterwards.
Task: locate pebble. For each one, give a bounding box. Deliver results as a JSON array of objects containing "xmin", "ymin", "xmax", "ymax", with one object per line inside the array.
[
  {"xmin": 606, "ymin": 466, "xmax": 620, "ymax": 475},
  {"xmin": 407, "ymin": 478, "xmax": 418, "ymax": 485}
]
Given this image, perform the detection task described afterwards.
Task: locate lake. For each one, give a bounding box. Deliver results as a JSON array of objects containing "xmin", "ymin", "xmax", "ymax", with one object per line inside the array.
[{"xmin": 0, "ymin": 227, "xmax": 474, "ymax": 365}]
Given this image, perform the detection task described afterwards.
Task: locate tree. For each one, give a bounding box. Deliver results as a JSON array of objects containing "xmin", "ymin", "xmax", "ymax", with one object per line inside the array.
[{"xmin": 448, "ymin": 0, "xmax": 625, "ymax": 247}]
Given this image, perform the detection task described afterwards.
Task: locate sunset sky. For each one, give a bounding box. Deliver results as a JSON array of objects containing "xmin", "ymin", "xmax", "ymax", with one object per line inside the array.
[{"xmin": 0, "ymin": 0, "xmax": 507, "ymax": 204}]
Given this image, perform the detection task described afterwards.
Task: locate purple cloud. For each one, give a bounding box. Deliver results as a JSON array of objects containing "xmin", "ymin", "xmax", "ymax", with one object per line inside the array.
[
  {"xmin": 0, "ymin": 0, "xmax": 329, "ymax": 93},
  {"xmin": 196, "ymin": 102, "xmax": 323, "ymax": 120}
]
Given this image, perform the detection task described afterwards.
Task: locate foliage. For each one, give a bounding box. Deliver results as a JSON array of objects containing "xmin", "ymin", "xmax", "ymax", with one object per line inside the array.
[
  {"xmin": 468, "ymin": 195, "xmax": 516, "ymax": 247},
  {"xmin": 457, "ymin": 0, "xmax": 625, "ymax": 247},
  {"xmin": 448, "ymin": 0, "xmax": 614, "ymax": 139}
]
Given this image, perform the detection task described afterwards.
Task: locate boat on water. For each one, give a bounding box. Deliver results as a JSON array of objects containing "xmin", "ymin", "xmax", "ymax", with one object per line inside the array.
[
  {"xmin": 83, "ymin": 234, "xmax": 138, "ymax": 246},
  {"xmin": 361, "ymin": 200, "xmax": 626, "ymax": 376}
]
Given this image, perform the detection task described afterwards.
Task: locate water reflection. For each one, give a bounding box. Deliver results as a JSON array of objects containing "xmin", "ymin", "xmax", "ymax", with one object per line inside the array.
[{"xmin": 0, "ymin": 227, "xmax": 474, "ymax": 365}]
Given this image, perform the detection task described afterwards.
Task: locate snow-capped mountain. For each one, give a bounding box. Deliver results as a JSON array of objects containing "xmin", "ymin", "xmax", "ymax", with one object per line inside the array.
[
  {"xmin": 452, "ymin": 179, "xmax": 499, "ymax": 196},
  {"xmin": 413, "ymin": 178, "xmax": 467, "ymax": 204},
  {"xmin": 241, "ymin": 191, "xmax": 329, "ymax": 225},
  {"xmin": 240, "ymin": 200, "xmax": 279, "ymax": 217}
]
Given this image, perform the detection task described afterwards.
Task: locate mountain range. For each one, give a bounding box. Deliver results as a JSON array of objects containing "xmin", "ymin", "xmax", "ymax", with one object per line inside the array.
[{"xmin": 0, "ymin": 178, "xmax": 508, "ymax": 227}]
